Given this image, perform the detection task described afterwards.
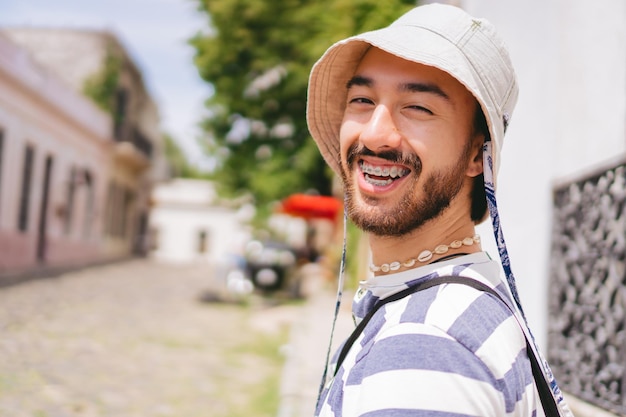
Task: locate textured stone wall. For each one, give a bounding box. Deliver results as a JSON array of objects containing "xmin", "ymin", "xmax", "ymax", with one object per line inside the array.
[{"xmin": 549, "ymin": 159, "xmax": 626, "ymax": 415}]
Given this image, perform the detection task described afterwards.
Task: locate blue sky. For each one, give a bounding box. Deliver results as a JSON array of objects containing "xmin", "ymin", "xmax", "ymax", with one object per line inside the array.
[{"xmin": 0, "ymin": 0, "xmax": 214, "ymax": 169}]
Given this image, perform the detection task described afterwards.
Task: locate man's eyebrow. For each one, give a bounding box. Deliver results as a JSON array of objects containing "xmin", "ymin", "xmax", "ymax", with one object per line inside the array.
[
  {"xmin": 401, "ymin": 82, "xmax": 450, "ymax": 100},
  {"xmin": 346, "ymin": 76, "xmax": 450, "ymax": 101},
  {"xmin": 346, "ymin": 75, "xmax": 372, "ymax": 89}
]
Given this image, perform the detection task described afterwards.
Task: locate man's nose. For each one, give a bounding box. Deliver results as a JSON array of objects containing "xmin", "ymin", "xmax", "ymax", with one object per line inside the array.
[{"xmin": 359, "ymin": 105, "xmax": 402, "ymax": 151}]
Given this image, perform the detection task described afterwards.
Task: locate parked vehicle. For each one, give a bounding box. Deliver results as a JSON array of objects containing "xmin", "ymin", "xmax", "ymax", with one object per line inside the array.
[{"xmin": 244, "ymin": 240, "xmax": 298, "ymax": 293}]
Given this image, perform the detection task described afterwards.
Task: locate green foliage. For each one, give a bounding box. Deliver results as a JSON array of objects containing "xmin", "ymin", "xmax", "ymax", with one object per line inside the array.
[
  {"xmin": 190, "ymin": 0, "xmax": 418, "ymax": 210},
  {"xmin": 83, "ymin": 50, "xmax": 122, "ymax": 115}
]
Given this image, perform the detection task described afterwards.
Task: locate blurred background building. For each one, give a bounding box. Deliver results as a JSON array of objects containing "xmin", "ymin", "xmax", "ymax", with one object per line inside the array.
[
  {"xmin": 0, "ymin": 28, "xmax": 168, "ymax": 281},
  {"xmin": 148, "ymin": 178, "xmax": 252, "ymax": 265}
]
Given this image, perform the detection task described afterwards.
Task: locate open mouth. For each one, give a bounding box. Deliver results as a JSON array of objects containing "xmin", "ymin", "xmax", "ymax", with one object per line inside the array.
[{"xmin": 359, "ymin": 160, "xmax": 410, "ymax": 187}]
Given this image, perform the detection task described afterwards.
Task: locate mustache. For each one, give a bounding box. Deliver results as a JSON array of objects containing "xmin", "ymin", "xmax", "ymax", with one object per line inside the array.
[{"xmin": 346, "ymin": 143, "xmax": 422, "ymax": 172}]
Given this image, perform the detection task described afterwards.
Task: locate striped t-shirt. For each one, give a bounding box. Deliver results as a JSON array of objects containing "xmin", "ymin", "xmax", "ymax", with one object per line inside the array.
[{"xmin": 315, "ymin": 252, "xmax": 541, "ymax": 417}]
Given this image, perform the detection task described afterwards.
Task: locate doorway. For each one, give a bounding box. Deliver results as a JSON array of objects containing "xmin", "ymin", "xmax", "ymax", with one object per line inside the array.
[{"xmin": 36, "ymin": 155, "xmax": 53, "ymax": 262}]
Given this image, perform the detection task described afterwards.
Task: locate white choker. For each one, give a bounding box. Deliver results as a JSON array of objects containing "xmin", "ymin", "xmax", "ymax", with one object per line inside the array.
[{"xmin": 369, "ymin": 234, "xmax": 481, "ymax": 273}]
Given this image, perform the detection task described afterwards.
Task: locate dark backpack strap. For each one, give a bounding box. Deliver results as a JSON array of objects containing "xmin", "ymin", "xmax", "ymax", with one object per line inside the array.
[
  {"xmin": 334, "ymin": 275, "xmax": 560, "ymax": 417},
  {"xmin": 334, "ymin": 275, "xmax": 458, "ymax": 376}
]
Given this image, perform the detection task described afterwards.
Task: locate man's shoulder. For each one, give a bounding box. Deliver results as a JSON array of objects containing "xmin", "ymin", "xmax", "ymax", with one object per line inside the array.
[
  {"xmin": 401, "ymin": 279, "xmax": 523, "ymax": 344},
  {"xmin": 377, "ymin": 278, "xmax": 527, "ymax": 366}
]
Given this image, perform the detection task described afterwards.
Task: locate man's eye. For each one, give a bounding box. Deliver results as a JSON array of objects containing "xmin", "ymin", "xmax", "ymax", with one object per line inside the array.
[
  {"xmin": 408, "ymin": 105, "xmax": 433, "ymax": 115},
  {"xmin": 349, "ymin": 97, "xmax": 374, "ymax": 105}
]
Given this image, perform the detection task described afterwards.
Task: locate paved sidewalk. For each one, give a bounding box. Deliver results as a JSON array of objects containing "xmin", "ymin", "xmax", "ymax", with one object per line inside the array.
[
  {"xmin": 0, "ymin": 258, "xmax": 355, "ymax": 417},
  {"xmin": 0, "ymin": 259, "xmax": 317, "ymax": 417},
  {"xmin": 277, "ymin": 266, "xmax": 354, "ymax": 417}
]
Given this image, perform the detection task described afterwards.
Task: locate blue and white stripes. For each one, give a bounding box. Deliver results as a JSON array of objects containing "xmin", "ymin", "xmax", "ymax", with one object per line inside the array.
[{"xmin": 315, "ymin": 253, "xmax": 540, "ymax": 417}]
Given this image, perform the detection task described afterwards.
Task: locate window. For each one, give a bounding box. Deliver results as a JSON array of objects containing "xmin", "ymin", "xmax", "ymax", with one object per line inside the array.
[
  {"xmin": 83, "ymin": 170, "xmax": 94, "ymax": 238},
  {"xmin": 64, "ymin": 166, "xmax": 77, "ymax": 234},
  {"xmin": 197, "ymin": 229, "xmax": 209, "ymax": 254},
  {"xmin": 18, "ymin": 144, "xmax": 35, "ymax": 232},
  {"xmin": 104, "ymin": 181, "xmax": 116, "ymax": 236},
  {"xmin": 37, "ymin": 155, "xmax": 54, "ymax": 261},
  {"xmin": 119, "ymin": 188, "xmax": 134, "ymax": 238}
]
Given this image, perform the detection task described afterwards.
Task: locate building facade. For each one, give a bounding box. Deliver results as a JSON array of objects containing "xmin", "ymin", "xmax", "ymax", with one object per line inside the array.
[
  {"xmin": 148, "ymin": 178, "xmax": 251, "ymax": 265},
  {"xmin": 0, "ymin": 29, "xmax": 166, "ymax": 281}
]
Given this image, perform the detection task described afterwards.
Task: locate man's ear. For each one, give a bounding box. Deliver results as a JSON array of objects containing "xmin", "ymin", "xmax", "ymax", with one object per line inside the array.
[{"xmin": 466, "ymin": 134, "xmax": 484, "ymax": 178}]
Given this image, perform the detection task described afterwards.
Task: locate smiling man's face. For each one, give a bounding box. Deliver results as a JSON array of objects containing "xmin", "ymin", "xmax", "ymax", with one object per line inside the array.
[{"xmin": 339, "ymin": 47, "xmax": 483, "ymax": 237}]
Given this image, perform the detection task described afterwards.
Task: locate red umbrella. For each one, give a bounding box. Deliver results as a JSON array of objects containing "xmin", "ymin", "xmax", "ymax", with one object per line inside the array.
[{"xmin": 280, "ymin": 194, "xmax": 342, "ymax": 221}]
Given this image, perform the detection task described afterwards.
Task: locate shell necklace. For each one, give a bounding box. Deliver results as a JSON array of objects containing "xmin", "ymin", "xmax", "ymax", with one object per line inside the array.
[{"xmin": 369, "ymin": 234, "xmax": 481, "ymax": 273}]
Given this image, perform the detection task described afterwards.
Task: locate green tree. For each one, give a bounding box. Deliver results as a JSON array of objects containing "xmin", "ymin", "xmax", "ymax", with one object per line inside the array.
[
  {"xmin": 191, "ymin": 0, "xmax": 418, "ymax": 210},
  {"xmin": 83, "ymin": 49, "xmax": 122, "ymax": 116}
]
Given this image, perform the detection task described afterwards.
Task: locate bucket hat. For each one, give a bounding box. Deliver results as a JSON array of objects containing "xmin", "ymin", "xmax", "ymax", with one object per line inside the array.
[{"xmin": 306, "ymin": 2, "xmax": 518, "ymax": 188}]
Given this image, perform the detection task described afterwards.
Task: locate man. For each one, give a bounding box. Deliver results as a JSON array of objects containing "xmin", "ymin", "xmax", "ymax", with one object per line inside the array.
[{"xmin": 306, "ymin": 3, "xmax": 573, "ymax": 417}]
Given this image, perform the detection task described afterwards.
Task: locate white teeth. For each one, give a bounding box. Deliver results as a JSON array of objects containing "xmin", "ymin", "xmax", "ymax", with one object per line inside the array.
[
  {"xmin": 365, "ymin": 177, "xmax": 393, "ymax": 186},
  {"xmin": 360, "ymin": 161, "xmax": 408, "ymax": 179}
]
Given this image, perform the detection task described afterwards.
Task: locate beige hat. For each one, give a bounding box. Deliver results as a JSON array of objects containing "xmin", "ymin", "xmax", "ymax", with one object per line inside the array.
[{"xmin": 306, "ymin": 3, "xmax": 518, "ymax": 187}]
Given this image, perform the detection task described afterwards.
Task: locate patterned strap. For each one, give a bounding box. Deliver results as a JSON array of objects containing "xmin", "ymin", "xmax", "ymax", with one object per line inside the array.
[{"xmin": 483, "ymin": 141, "xmax": 571, "ymax": 417}]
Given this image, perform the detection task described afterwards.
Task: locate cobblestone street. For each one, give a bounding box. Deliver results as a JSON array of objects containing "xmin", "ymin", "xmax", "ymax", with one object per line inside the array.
[{"xmin": 0, "ymin": 259, "xmax": 305, "ymax": 417}]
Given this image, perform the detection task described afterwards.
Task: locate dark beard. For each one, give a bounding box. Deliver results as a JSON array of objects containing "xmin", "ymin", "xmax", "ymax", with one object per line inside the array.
[{"xmin": 341, "ymin": 143, "xmax": 471, "ymax": 237}]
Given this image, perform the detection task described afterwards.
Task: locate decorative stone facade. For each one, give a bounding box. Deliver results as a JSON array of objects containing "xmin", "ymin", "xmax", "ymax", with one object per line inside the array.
[{"xmin": 549, "ymin": 158, "xmax": 626, "ymax": 415}]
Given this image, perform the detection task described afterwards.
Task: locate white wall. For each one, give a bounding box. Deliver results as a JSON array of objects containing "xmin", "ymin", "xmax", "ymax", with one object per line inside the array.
[
  {"xmin": 469, "ymin": 0, "xmax": 626, "ymax": 350},
  {"xmin": 150, "ymin": 205, "xmax": 243, "ymax": 263},
  {"xmin": 149, "ymin": 179, "xmax": 251, "ymax": 264}
]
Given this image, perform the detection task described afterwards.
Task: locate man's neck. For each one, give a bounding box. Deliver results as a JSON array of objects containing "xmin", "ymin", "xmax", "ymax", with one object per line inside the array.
[{"xmin": 368, "ymin": 215, "xmax": 481, "ymax": 275}]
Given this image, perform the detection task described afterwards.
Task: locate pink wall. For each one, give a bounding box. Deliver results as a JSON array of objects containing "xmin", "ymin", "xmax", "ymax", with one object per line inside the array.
[
  {"xmin": 0, "ymin": 229, "xmax": 108, "ymax": 275},
  {"xmin": 0, "ymin": 230, "xmax": 36, "ymax": 272}
]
